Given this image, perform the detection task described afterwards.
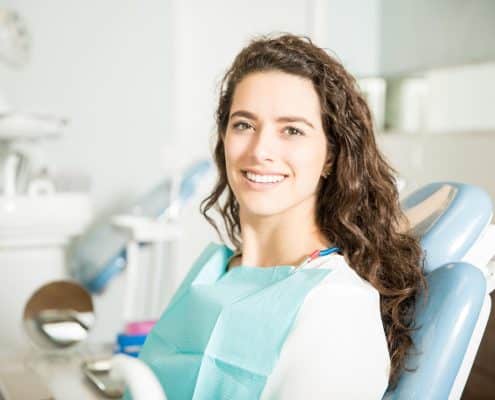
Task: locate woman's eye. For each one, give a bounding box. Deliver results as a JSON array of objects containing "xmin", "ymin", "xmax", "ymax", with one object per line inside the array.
[
  {"xmin": 285, "ymin": 126, "xmax": 304, "ymax": 136},
  {"xmin": 232, "ymin": 121, "xmax": 252, "ymax": 131}
]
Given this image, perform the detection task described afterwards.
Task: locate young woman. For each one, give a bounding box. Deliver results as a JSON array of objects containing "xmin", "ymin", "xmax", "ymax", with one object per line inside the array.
[
  {"xmin": 200, "ymin": 33, "xmax": 427, "ymax": 398},
  {"xmin": 136, "ymin": 33, "xmax": 427, "ymax": 400}
]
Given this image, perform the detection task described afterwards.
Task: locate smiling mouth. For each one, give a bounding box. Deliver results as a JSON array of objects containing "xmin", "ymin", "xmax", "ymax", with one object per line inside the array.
[{"xmin": 241, "ymin": 170, "xmax": 288, "ymax": 185}]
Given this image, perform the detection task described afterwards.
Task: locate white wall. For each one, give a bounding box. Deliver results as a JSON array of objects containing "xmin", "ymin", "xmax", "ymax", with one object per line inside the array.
[
  {"xmin": 327, "ymin": 0, "xmax": 381, "ymax": 77},
  {"xmin": 380, "ymin": 0, "xmax": 495, "ymax": 76},
  {"xmin": 375, "ymin": 0, "xmax": 495, "ymax": 185},
  {"xmin": 377, "ymin": 132, "xmax": 495, "ymax": 203},
  {"xmin": 425, "ymin": 62, "xmax": 495, "ymax": 132}
]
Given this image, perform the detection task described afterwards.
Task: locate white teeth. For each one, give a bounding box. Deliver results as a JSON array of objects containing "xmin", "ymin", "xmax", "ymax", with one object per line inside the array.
[{"xmin": 245, "ymin": 171, "xmax": 286, "ymax": 183}]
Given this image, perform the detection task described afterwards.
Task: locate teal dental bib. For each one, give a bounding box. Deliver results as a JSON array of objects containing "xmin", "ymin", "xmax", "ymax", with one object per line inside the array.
[{"xmin": 134, "ymin": 242, "xmax": 331, "ymax": 399}]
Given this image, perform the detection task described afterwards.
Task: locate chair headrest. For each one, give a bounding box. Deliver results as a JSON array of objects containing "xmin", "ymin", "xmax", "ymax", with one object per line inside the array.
[{"xmin": 401, "ymin": 182, "xmax": 492, "ymax": 273}]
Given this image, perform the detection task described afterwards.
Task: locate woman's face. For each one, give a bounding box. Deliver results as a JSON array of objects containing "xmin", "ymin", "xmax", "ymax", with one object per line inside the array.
[{"xmin": 224, "ymin": 71, "xmax": 329, "ymax": 219}]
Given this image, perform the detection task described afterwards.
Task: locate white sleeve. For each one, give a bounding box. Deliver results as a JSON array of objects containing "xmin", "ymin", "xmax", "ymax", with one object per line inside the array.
[{"xmin": 261, "ymin": 270, "xmax": 391, "ymax": 400}]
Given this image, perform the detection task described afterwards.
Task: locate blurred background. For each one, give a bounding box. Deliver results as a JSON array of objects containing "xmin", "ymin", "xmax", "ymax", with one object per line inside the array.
[{"xmin": 0, "ymin": 1, "xmax": 494, "ymax": 398}]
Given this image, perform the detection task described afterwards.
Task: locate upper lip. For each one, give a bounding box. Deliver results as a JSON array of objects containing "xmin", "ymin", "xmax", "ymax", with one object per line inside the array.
[{"xmin": 242, "ymin": 169, "xmax": 288, "ymax": 176}]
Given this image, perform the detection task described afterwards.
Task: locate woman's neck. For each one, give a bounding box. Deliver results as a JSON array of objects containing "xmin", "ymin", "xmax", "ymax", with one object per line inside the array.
[{"xmin": 232, "ymin": 205, "xmax": 332, "ymax": 268}]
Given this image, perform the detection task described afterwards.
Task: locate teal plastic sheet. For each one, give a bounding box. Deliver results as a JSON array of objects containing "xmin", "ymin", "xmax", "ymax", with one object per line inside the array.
[{"xmin": 132, "ymin": 243, "xmax": 331, "ymax": 399}]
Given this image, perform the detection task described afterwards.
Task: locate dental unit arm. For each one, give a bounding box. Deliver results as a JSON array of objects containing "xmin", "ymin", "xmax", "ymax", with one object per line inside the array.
[
  {"xmin": 110, "ymin": 159, "xmax": 214, "ymax": 322},
  {"xmin": 70, "ymin": 159, "xmax": 212, "ymax": 294},
  {"xmin": 111, "ymin": 181, "xmax": 495, "ymax": 400}
]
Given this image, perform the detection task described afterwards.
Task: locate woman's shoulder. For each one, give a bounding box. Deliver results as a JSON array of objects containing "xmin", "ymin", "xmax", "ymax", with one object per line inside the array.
[
  {"xmin": 296, "ymin": 255, "xmax": 383, "ymax": 327},
  {"xmin": 263, "ymin": 254, "xmax": 391, "ymax": 399},
  {"xmin": 305, "ymin": 253, "xmax": 380, "ymax": 299},
  {"xmin": 296, "ymin": 252, "xmax": 390, "ymax": 369}
]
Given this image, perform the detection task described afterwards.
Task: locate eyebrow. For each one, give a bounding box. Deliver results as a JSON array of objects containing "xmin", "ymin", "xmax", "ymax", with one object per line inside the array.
[{"xmin": 230, "ymin": 110, "xmax": 315, "ymax": 129}]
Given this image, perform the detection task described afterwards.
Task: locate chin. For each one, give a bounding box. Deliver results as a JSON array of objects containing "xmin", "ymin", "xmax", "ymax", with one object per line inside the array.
[{"xmin": 240, "ymin": 201, "xmax": 289, "ymax": 218}]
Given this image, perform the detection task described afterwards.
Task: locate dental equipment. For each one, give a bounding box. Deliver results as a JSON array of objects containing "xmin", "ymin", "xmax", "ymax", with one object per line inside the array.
[
  {"xmin": 0, "ymin": 109, "xmax": 67, "ymax": 197},
  {"xmin": 0, "ymin": 107, "xmax": 91, "ymax": 356},
  {"xmin": 70, "ymin": 159, "xmax": 212, "ymax": 294},
  {"xmin": 34, "ymin": 309, "xmax": 90, "ymax": 348},
  {"xmin": 82, "ymin": 357, "xmax": 126, "ymax": 398},
  {"xmin": 0, "ymin": 280, "xmax": 96, "ymax": 399},
  {"xmin": 0, "ymin": 7, "xmax": 30, "ymax": 69},
  {"xmin": 23, "ymin": 280, "xmax": 95, "ymax": 352},
  {"xmin": 18, "ymin": 279, "xmax": 136, "ymax": 399}
]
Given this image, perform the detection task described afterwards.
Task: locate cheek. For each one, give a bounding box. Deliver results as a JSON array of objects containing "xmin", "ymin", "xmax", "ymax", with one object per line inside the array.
[
  {"xmin": 291, "ymin": 145, "xmax": 326, "ymax": 181},
  {"xmin": 223, "ymin": 136, "xmax": 244, "ymax": 180},
  {"xmin": 224, "ymin": 135, "xmax": 247, "ymax": 166}
]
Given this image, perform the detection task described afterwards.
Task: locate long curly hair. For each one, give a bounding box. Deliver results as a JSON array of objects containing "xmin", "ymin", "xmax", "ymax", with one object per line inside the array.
[{"xmin": 200, "ymin": 32, "xmax": 427, "ymax": 389}]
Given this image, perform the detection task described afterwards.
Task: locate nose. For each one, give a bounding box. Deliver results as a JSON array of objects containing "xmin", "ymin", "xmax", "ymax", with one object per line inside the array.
[{"xmin": 248, "ymin": 125, "xmax": 278, "ymax": 162}]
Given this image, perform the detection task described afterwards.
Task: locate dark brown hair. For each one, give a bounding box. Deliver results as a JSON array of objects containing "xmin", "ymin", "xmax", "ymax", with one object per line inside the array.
[{"xmin": 200, "ymin": 32, "xmax": 427, "ymax": 389}]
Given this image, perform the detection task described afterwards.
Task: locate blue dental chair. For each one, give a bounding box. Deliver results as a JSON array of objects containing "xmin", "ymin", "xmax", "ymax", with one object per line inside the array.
[
  {"xmin": 384, "ymin": 182, "xmax": 495, "ymax": 399},
  {"xmin": 113, "ymin": 181, "xmax": 495, "ymax": 400}
]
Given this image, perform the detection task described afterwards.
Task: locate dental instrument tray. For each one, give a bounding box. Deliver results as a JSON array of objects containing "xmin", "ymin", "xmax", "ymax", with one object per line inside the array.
[{"xmin": 81, "ymin": 358, "xmax": 125, "ymax": 398}]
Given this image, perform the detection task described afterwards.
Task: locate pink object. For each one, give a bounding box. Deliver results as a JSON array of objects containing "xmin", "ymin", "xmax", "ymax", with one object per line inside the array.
[{"xmin": 124, "ymin": 320, "xmax": 157, "ymax": 335}]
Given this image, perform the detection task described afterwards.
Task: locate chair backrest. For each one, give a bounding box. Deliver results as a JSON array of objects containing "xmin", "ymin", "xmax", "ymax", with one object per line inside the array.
[
  {"xmin": 384, "ymin": 182, "xmax": 493, "ymax": 399},
  {"xmin": 383, "ymin": 262, "xmax": 487, "ymax": 399}
]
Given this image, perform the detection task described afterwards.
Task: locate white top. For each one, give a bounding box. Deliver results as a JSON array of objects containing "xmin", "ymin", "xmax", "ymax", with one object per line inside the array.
[{"xmin": 260, "ymin": 253, "xmax": 391, "ymax": 400}]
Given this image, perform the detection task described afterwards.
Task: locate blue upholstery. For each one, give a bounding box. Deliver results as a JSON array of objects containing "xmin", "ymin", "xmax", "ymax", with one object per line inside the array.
[
  {"xmin": 384, "ymin": 182, "xmax": 492, "ymax": 399},
  {"xmin": 383, "ymin": 262, "xmax": 486, "ymax": 399},
  {"xmin": 401, "ymin": 182, "xmax": 492, "ymax": 273}
]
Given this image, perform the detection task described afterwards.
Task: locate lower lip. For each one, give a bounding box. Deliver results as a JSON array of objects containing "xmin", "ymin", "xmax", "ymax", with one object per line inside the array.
[{"xmin": 241, "ymin": 172, "xmax": 287, "ymax": 191}]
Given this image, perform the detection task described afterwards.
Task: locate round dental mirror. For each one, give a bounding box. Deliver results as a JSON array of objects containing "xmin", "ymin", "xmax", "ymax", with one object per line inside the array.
[{"xmin": 23, "ymin": 280, "xmax": 95, "ymax": 351}]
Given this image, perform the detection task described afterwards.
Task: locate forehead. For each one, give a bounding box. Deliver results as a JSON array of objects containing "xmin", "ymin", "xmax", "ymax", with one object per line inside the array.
[{"xmin": 230, "ymin": 71, "xmax": 322, "ymax": 121}]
